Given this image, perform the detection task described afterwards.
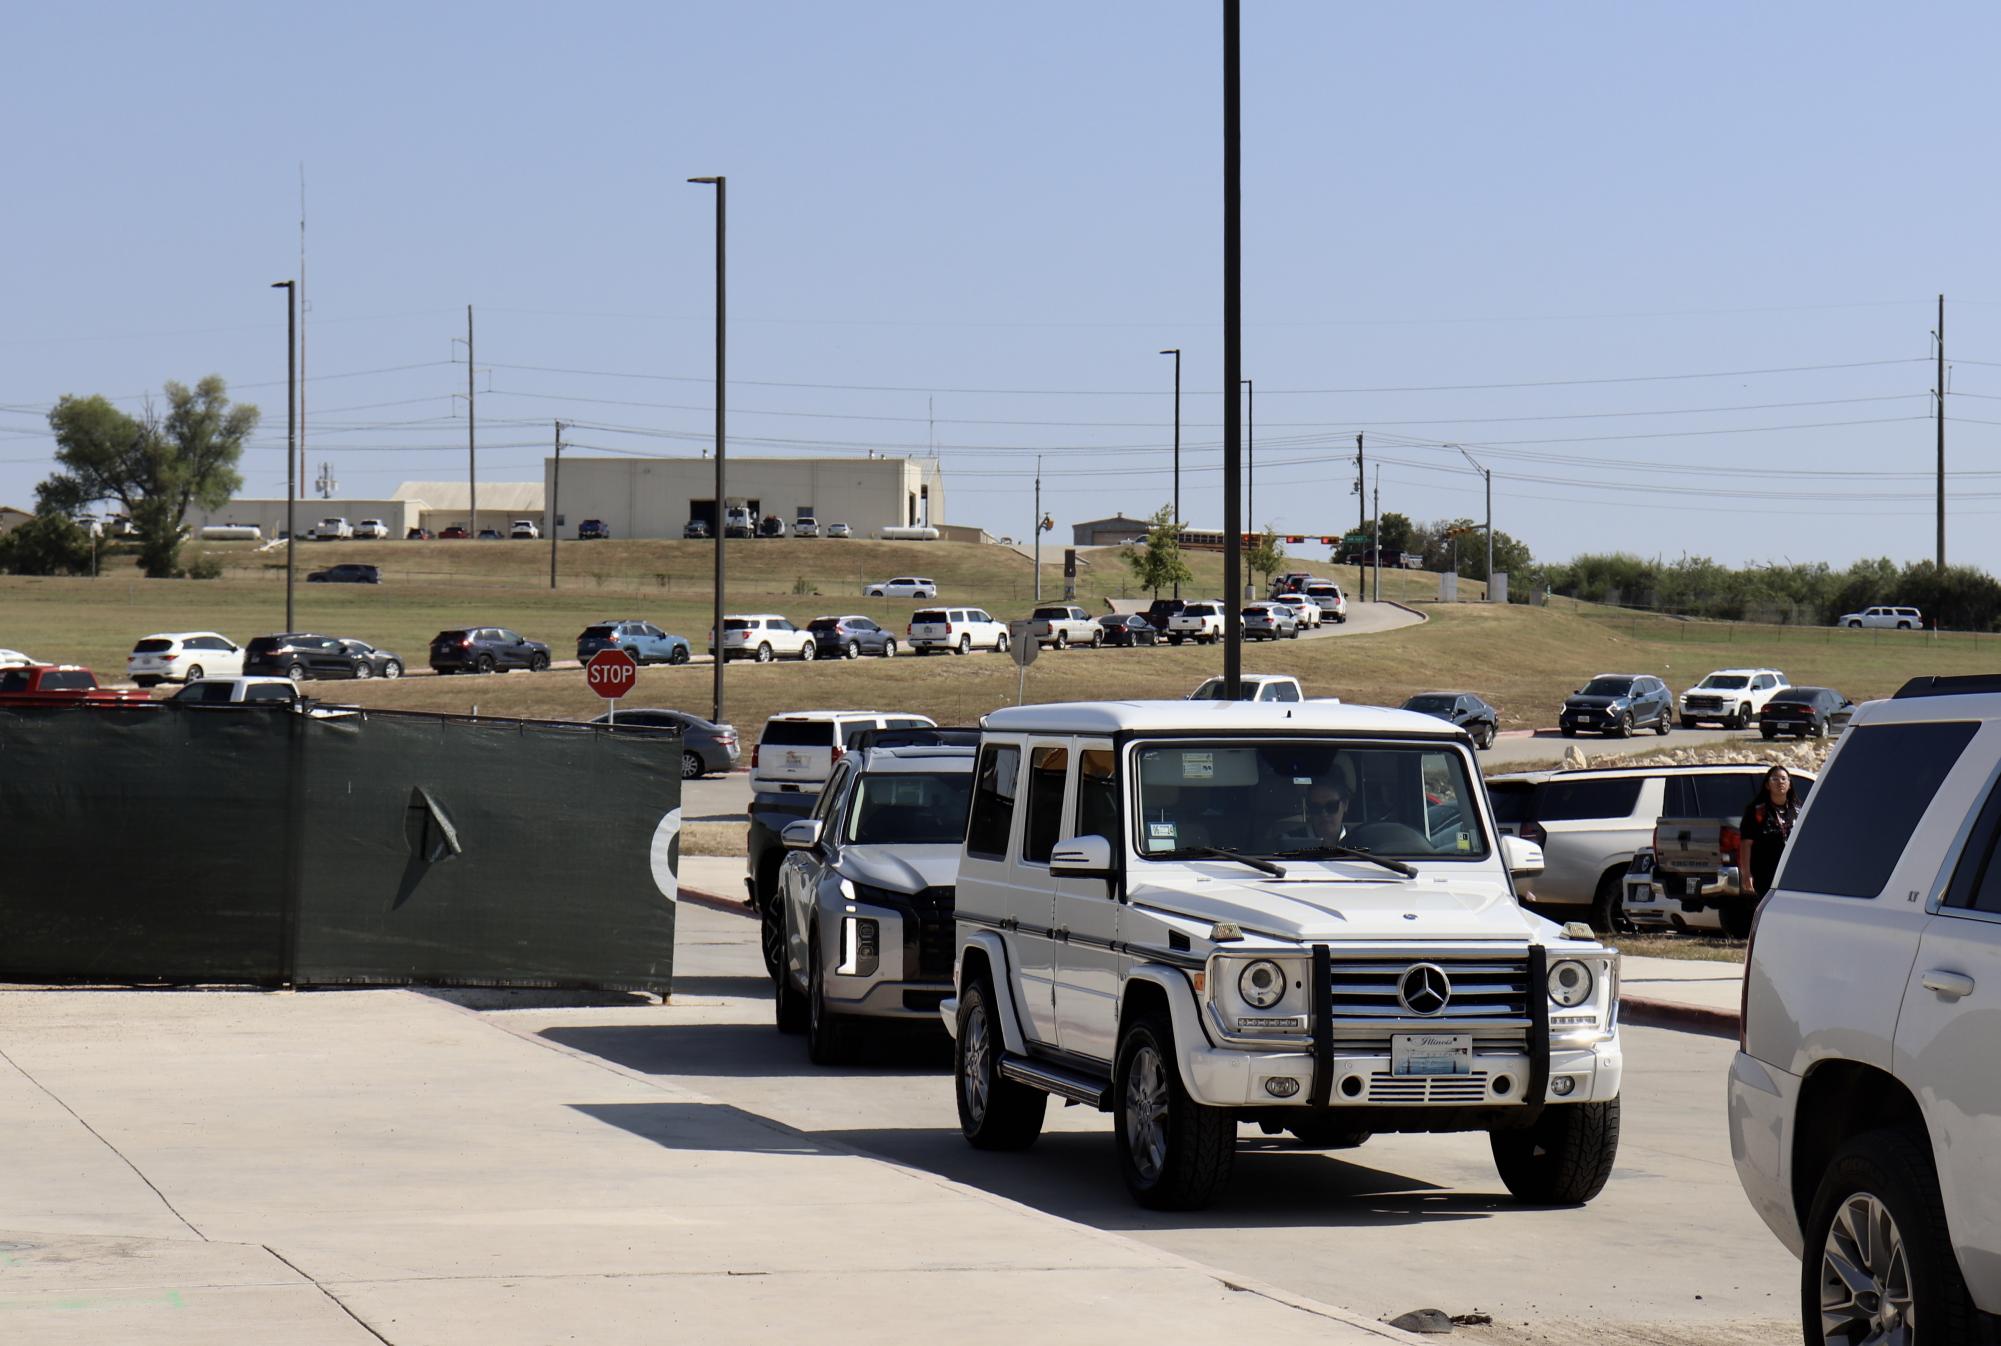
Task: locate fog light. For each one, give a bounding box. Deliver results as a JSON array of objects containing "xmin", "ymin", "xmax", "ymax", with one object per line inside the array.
[
  {"xmin": 1551, "ymin": 1075, "xmax": 1577, "ymax": 1097},
  {"xmin": 1493, "ymin": 1075, "xmax": 1512, "ymax": 1096},
  {"xmin": 1263, "ymin": 1076, "xmax": 1301, "ymax": 1099}
]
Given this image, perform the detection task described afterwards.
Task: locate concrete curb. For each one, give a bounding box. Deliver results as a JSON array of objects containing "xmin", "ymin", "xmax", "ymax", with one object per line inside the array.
[
  {"xmin": 680, "ymin": 883, "xmax": 755, "ymax": 919},
  {"xmin": 1377, "ymin": 599, "xmax": 1430, "ymax": 624},
  {"xmin": 1621, "ymin": 994, "xmax": 1739, "ymax": 1037}
]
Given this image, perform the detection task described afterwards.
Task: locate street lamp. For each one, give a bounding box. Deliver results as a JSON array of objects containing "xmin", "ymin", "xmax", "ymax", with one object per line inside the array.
[
  {"xmin": 689, "ymin": 175, "xmax": 726, "ymax": 724},
  {"xmin": 1159, "ymin": 348, "xmax": 1180, "ymax": 597},
  {"xmin": 271, "ymin": 280, "xmax": 296, "ymax": 631},
  {"xmin": 1453, "ymin": 444, "xmax": 1494, "ymax": 602},
  {"xmin": 1241, "ymin": 376, "xmax": 1253, "ymax": 542}
]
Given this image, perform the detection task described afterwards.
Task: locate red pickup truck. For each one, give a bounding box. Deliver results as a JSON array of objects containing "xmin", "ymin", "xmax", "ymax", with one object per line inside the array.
[{"xmin": 0, "ymin": 664, "xmax": 152, "ymax": 707}]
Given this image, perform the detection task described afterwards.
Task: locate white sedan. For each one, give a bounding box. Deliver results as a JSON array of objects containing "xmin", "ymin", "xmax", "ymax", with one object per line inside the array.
[
  {"xmin": 864, "ymin": 576, "xmax": 937, "ymax": 598},
  {"xmin": 1272, "ymin": 593, "xmax": 1322, "ymax": 628}
]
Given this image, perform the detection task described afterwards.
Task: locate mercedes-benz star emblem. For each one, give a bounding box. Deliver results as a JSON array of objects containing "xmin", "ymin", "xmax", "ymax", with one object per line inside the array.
[{"xmin": 1397, "ymin": 963, "xmax": 1453, "ymax": 1016}]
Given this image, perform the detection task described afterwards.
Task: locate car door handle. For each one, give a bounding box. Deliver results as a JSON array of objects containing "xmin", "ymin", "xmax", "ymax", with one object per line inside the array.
[{"xmin": 1921, "ymin": 969, "xmax": 1976, "ymax": 1000}]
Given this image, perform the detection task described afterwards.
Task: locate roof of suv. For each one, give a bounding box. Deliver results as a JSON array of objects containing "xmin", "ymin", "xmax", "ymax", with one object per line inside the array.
[
  {"xmin": 981, "ymin": 699, "xmax": 1453, "ymax": 737},
  {"xmin": 766, "ymin": 710, "xmax": 936, "ymax": 724},
  {"xmin": 857, "ymin": 742, "xmax": 980, "ymax": 773}
]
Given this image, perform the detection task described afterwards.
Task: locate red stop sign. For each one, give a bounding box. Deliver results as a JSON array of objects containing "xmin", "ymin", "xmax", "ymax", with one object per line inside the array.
[{"xmin": 586, "ymin": 647, "xmax": 640, "ymax": 700}]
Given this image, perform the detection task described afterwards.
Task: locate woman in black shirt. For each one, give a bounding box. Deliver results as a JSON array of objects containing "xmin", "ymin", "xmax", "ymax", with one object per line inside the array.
[{"xmin": 1738, "ymin": 764, "xmax": 1800, "ymax": 900}]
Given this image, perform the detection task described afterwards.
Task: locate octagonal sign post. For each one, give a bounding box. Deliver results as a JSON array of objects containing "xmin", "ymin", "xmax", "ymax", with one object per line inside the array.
[{"xmin": 586, "ymin": 647, "xmax": 640, "ymax": 724}]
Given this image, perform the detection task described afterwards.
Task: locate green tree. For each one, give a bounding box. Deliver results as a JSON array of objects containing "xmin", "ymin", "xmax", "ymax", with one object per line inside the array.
[
  {"xmin": 1246, "ymin": 526, "xmax": 1286, "ymax": 588},
  {"xmin": 0, "ymin": 511, "xmax": 95, "ymax": 576},
  {"xmin": 1375, "ymin": 511, "xmax": 1413, "ymax": 553},
  {"xmin": 1121, "ymin": 504, "xmax": 1193, "ymax": 599},
  {"xmin": 39, "ymin": 377, "xmax": 257, "ymax": 577}
]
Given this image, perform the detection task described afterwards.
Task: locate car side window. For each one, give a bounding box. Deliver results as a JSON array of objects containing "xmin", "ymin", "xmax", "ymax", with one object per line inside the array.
[
  {"xmin": 966, "ymin": 745, "xmax": 1022, "ymax": 861},
  {"xmin": 1784, "ymin": 722, "xmax": 1979, "ymax": 899},
  {"xmin": 811, "ymin": 762, "xmax": 853, "ymax": 823},
  {"xmin": 1271, "ymin": 682, "xmax": 1301, "ymax": 703},
  {"xmin": 1074, "ymin": 749, "xmax": 1119, "ymax": 849},
  {"xmin": 1021, "ymin": 746, "xmax": 1070, "ymax": 864}
]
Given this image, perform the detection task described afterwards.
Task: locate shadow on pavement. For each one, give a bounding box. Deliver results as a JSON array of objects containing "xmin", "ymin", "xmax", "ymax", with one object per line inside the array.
[
  {"xmin": 667, "ymin": 975, "xmax": 777, "ymax": 999},
  {"xmin": 569, "ymin": 1100, "xmax": 830, "ymax": 1155},
  {"xmin": 541, "ymin": 1021, "xmax": 953, "ymax": 1080}
]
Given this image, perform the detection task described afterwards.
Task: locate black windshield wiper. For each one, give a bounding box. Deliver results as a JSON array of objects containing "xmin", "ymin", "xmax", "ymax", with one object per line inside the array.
[
  {"xmin": 1171, "ymin": 845, "xmax": 1287, "ymax": 879},
  {"xmin": 1271, "ymin": 844, "xmax": 1418, "ymax": 878}
]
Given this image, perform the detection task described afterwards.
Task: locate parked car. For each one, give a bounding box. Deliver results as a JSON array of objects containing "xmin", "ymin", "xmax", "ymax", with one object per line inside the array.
[
  {"xmin": 1272, "ymin": 592, "xmax": 1323, "ymax": 629},
  {"xmin": 1028, "ymin": 604, "xmax": 1099, "ymax": 649},
  {"xmin": 0, "ymin": 664, "xmax": 150, "ymax": 706},
  {"xmin": 476, "ymin": 528, "xmax": 503, "ymax": 541},
  {"xmin": 405, "ymin": 527, "xmax": 435, "ymax": 541},
  {"xmin": 244, "ymin": 633, "xmax": 405, "ymax": 681},
  {"xmin": 1678, "ymin": 667, "xmax": 1787, "ymax": 729},
  {"xmin": 806, "ymin": 615, "xmax": 897, "ymax": 659},
  {"xmin": 577, "ymin": 519, "xmax": 611, "ymax": 540},
  {"xmin": 1096, "ymin": 613, "xmax": 1159, "ymax": 647},
  {"xmin": 944, "ymin": 700, "xmax": 1617, "ymax": 1210},
  {"xmin": 907, "ymin": 606, "xmax": 1007, "ymax": 655},
  {"xmin": 1559, "ymin": 674, "xmax": 1674, "ymax": 738},
  {"xmin": 773, "ymin": 730, "xmax": 981, "ymax": 1061},
  {"xmin": 576, "ymin": 620, "xmax": 691, "ymax": 666},
  {"xmin": 864, "ymin": 576, "xmax": 938, "ymax": 599},
  {"xmin": 351, "ymin": 519, "xmax": 389, "ymax": 540},
  {"xmin": 793, "ymin": 515, "xmax": 820, "ymax": 539},
  {"xmin": 0, "ymin": 648, "xmax": 36, "ymax": 667},
  {"xmin": 1188, "ymin": 673, "xmax": 1303, "ymax": 703},
  {"xmin": 306, "ymin": 563, "xmax": 381, "ymax": 584},
  {"xmin": 723, "ymin": 507, "xmax": 755, "ymax": 539},
  {"xmin": 128, "ymin": 632, "xmax": 244, "ymax": 687},
  {"xmin": 1303, "ymin": 580, "xmax": 1348, "ymax": 623},
  {"xmin": 1645, "ymin": 767, "xmax": 1819, "ymax": 937},
  {"xmin": 510, "ymin": 519, "xmax": 541, "ymax": 540},
  {"xmin": 1143, "ymin": 597, "xmax": 1187, "ymax": 633},
  {"xmin": 168, "ymin": 676, "xmax": 303, "ymax": 705},
  {"xmin": 589, "ymin": 707, "xmax": 741, "ymax": 779},
  {"xmin": 438, "ymin": 525, "xmax": 470, "ymax": 540},
  {"xmin": 1240, "ymin": 601, "xmax": 1300, "ymax": 641},
  {"xmin": 827, "ymin": 522, "xmax": 852, "ymax": 539},
  {"xmin": 710, "ymin": 614, "xmax": 816, "ymax": 663},
  {"xmin": 757, "ymin": 515, "xmax": 788, "ymax": 539},
  {"xmin": 749, "ymin": 710, "xmax": 938, "ymax": 795},
  {"xmin": 428, "ymin": 627, "xmax": 551, "ymax": 675},
  {"xmin": 1269, "ymin": 571, "xmax": 1316, "ymax": 598},
  {"xmin": 1619, "ymin": 849, "xmax": 1724, "ymax": 934},
  {"xmin": 683, "ymin": 519, "xmax": 711, "ymax": 540},
  {"xmin": 1838, "ymin": 604, "xmax": 1923, "ymax": 629},
  {"xmin": 311, "ymin": 516, "xmax": 353, "ymax": 540},
  {"xmin": 1490, "ymin": 762, "xmax": 1793, "ymax": 929},
  {"xmin": 1759, "ymin": 685, "xmax": 1855, "ymax": 740},
  {"xmin": 1731, "ymin": 674, "xmax": 2001, "ymax": 1340},
  {"xmin": 1166, "ymin": 600, "xmax": 1225, "ymax": 645},
  {"xmin": 1401, "ymin": 691, "xmax": 1500, "ymax": 749}
]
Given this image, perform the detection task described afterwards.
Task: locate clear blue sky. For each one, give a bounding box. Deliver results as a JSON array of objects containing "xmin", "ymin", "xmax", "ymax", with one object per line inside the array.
[{"xmin": 4, "ymin": 1, "xmax": 1998, "ymax": 572}]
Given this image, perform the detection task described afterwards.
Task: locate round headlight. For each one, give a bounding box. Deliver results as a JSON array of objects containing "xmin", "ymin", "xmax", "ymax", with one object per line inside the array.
[
  {"xmin": 1548, "ymin": 960, "xmax": 1594, "ymax": 1008},
  {"xmin": 1238, "ymin": 959, "xmax": 1287, "ymax": 1009}
]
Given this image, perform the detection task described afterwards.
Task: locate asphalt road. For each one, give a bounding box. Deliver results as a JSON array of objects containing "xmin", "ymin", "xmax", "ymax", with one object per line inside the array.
[{"xmin": 523, "ymin": 902, "xmax": 1802, "ymax": 1346}]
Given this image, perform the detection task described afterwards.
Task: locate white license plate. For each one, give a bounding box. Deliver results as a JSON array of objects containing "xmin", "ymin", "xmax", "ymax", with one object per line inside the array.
[
  {"xmin": 1685, "ymin": 877, "xmax": 1703, "ymax": 895},
  {"xmin": 1391, "ymin": 1033, "xmax": 1471, "ymax": 1077},
  {"xmin": 784, "ymin": 751, "xmax": 804, "ymax": 766}
]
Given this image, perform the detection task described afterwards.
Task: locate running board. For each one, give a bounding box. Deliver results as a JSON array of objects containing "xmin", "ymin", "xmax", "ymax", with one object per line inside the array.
[{"xmin": 999, "ymin": 1053, "xmax": 1110, "ymax": 1109}]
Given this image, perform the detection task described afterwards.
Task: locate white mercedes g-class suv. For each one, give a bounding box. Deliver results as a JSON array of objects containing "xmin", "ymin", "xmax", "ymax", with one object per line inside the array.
[{"xmin": 943, "ymin": 699, "xmax": 1623, "ymax": 1210}]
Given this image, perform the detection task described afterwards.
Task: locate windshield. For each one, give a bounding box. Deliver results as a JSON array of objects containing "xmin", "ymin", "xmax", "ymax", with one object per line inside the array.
[
  {"xmin": 1580, "ymin": 678, "xmax": 1634, "ymax": 697},
  {"xmin": 1403, "ymin": 695, "xmax": 1456, "ymax": 713},
  {"xmin": 1698, "ymin": 675, "xmax": 1749, "ymax": 690},
  {"xmin": 1134, "ymin": 740, "xmax": 1488, "ymax": 861},
  {"xmin": 1188, "ymin": 678, "xmax": 1261, "ymax": 702},
  {"xmin": 807, "ymin": 618, "xmax": 842, "ymax": 631},
  {"xmin": 581, "ymin": 626, "xmax": 617, "ymax": 638},
  {"xmin": 846, "ymin": 770, "xmax": 974, "ymax": 845}
]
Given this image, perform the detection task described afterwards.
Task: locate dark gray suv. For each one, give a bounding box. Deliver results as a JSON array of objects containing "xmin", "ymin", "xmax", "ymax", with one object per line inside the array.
[
  {"xmin": 429, "ymin": 627, "xmax": 551, "ymax": 675},
  {"xmin": 1560, "ymin": 673, "xmax": 1674, "ymax": 738}
]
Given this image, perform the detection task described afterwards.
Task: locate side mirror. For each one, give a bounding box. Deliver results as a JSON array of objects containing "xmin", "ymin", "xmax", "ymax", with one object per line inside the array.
[
  {"xmin": 1050, "ymin": 834, "xmax": 1114, "ymax": 879},
  {"xmin": 781, "ymin": 819, "xmax": 823, "ymax": 851},
  {"xmin": 1501, "ymin": 834, "xmax": 1544, "ymax": 880}
]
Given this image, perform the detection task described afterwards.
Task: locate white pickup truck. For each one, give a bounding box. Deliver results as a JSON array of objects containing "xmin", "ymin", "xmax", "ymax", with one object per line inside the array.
[
  {"xmin": 944, "ymin": 700, "xmax": 1622, "ymax": 1210},
  {"xmin": 1677, "ymin": 667, "xmax": 1786, "ymax": 729},
  {"xmin": 1165, "ymin": 600, "xmax": 1225, "ymax": 645},
  {"xmin": 1027, "ymin": 604, "xmax": 1100, "ymax": 649}
]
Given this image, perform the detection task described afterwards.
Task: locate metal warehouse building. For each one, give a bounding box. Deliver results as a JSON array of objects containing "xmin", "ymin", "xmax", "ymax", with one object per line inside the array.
[{"xmin": 544, "ymin": 455, "xmax": 945, "ymax": 540}]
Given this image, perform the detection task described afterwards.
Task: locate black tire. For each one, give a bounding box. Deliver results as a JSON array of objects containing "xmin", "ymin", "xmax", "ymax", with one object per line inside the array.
[
  {"xmin": 1656, "ymin": 711, "xmax": 1671, "ymax": 737},
  {"xmin": 1169, "ymin": 635, "xmax": 1183, "ymax": 646},
  {"xmin": 883, "ymin": 639, "xmax": 896, "ymax": 658},
  {"xmin": 681, "ymin": 751, "xmax": 704, "ymax": 780},
  {"xmin": 1897, "ymin": 621, "xmax": 1912, "ymax": 630},
  {"xmin": 799, "ymin": 641, "xmax": 816, "ymax": 663},
  {"xmin": 1560, "ymin": 726, "xmax": 1576, "ymax": 738},
  {"xmin": 995, "ymin": 633, "xmax": 1009, "ymax": 653},
  {"xmin": 1091, "ymin": 629, "xmax": 1103, "ymax": 648},
  {"xmin": 185, "ymin": 665, "xmax": 206, "ymax": 683},
  {"xmin": 773, "ymin": 931, "xmax": 807, "ymax": 1035},
  {"xmin": 1478, "ymin": 723, "xmax": 1496, "ymax": 750},
  {"xmin": 756, "ymin": 643, "xmax": 773, "ymax": 664},
  {"xmin": 806, "ymin": 934, "xmax": 857, "ymax": 1065},
  {"xmin": 670, "ymin": 645, "xmax": 690, "ymax": 665},
  {"xmin": 1735, "ymin": 704, "xmax": 1752, "ymax": 730},
  {"xmin": 476, "ymin": 654, "xmax": 495, "ymax": 675},
  {"xmin": 1055, "ymin": 631, "xmax": 1069, "ymax": 650},
  {"xmin": 1490, "ymin": 1098, "xmax": 1620, "ymax": 1205},
  {"xmin": 1809, "ymin": 717, "xmax": 1825, "ymax": 739},
  {"xmin": 1589, "ymin": 869, "xmax": 1630, "ymax": 933},
  {"xmin": 955, "ymin": 976, "xmax": 1046, "ymax": 1149},
  {"xmin": 1681, "ymin": 716, "xmax": 1698, "ymax": 729},
  {"xmin": 843, "ymin": 641, "xmax": 860, "ymax": 660},
  {"xmin": 1610, "ymin": 715, "xmax": 1631, "ymax": 739},
  {"xmin": 529, "ymin": 653, "xmax": 549, "ymax": 673},
  {"xmin": 1720, "ymin": 901, "xmax": 1756, "ymax": 940},
  {"xmin": 1115, "ymin": 1010, "xmax": 1234, "ymax": 1210},
  {"xmin": 1847, "ymin": 620, "xmax": 1862, "ymax": 629},
  {"xmin": 1762, "ymin": 726, "xmax": 1778, "ymax": 740},
  {"xmin": 958, "ymin": 634, "xmax": 971, "ymax": 656},
  {"xmin": 1800, "ymin": 1127, "xmax": 1977, "ymax": 1346},
  {"xmin": 354, "ymin": 662, "xmax": 374, "ymax": 680},
  {"xmin": 286, "ymin": 663, "xmax": 306, "ymax": 683}
]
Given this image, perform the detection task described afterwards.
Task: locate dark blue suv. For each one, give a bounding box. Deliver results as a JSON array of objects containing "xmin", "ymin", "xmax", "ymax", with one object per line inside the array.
[
  {"xmin": 429, "ymin": 627, "xmax": 551, "ymax": 675},
  {"xmin": 1560, "ymin": 674, "xmax": 1674, "ymax": 738}
]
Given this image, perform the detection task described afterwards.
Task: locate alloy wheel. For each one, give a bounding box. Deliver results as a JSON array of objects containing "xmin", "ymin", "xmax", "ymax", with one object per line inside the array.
[
  {"xmin": 1818, "ymin": 1192, "xmax": 1913, "ymax": 1346},
  {"xmin": 1123, "ymin": 1043, "xmax": 1170, "ymax": 1183},
  {"xmin": 961, "ymin": 999, "xmax": 991, "ymax": 1122}
]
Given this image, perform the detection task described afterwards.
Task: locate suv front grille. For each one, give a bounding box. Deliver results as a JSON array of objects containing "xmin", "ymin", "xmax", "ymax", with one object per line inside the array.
[
  {"xmin": 1329, "ymin": 953, "xmax": 1531, "ymax": 1022},
  {"xmin": 905, "ymin": 886, "xmax": 956, "ymax": 979}
]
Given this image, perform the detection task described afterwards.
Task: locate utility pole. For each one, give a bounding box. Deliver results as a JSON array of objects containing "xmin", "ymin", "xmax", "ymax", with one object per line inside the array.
[
  {"xmin": 271, "ymin": 280, "xmax": 296, "ymax": 633},
  {"xmin": 466, "ymin": 305, "xmax": 477, "ymax": 539},
  {"xmin": 1454, "ymin": 445, "xmax": 1494, "ymax": 602},
  {"xmin": 1937, "ymin": 293, "xmax": 1946, "ymax": 571},
  {"xmin": 1220, "ymin": 0, "xmax": 1243, "ymax": 696},
  {"xmin": 298, "ymin": 167, "xmax": 308, "ymax": 488},
  {"xmin": 1034, "ymin": 455, "xmax": 1043, "ymax": 602},
  {"xmin": 1371, "ymin": 469, "xmax": 1381, "ymax": 603},
  {"xmin": 1160, "ymin": 347, "xmax": 1181, "ymax": 598},
  {"xmin": 688, "ymin": 175, "xmax": 727, "ymax": 727},
  {"xmin": 1355, "ymin": 432, "xmax": 1367, "ymax": 596},
  {"xmin": 1242, "ymin": 377, "xmax": 1254, "ymax": 534},
  {"xmin": 549, "ymin": 420, "xmax": 562, "ymax": 590}
]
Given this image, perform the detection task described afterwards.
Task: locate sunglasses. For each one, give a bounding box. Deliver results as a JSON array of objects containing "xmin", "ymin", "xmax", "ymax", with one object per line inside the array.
[{"xmin": 1308, "ymin": 797, "xmax": 1348, "ymax": 814}]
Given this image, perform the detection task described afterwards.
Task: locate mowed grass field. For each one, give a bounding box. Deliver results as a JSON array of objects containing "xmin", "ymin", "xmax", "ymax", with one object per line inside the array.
[{"xmin": 3, "ymin": 537, "xmax": 1994, "ymax": 735}]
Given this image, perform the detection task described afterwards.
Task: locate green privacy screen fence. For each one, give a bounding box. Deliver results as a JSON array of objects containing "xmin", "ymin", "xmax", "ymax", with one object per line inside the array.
[{"xmin": 0, "ymin": 705, "xmax": 681, "ymax": 993}]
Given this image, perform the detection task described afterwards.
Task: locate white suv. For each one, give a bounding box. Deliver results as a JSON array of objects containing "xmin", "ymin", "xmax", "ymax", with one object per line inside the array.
[
  {"xmin": 128, "ymin": 631, "xmax": 246, "ymax": 686},
  {"xmin": 312, "ymin": 516, "xmax": 353, "ymax": 540},
  {"xmin": 1838, "ymin": 605, "xmax": 1923, "ymax": 630},
  {"xmin": 1730, "ymin": 675, "xmax": 2001, "ymax": 1340},
  {"xmin": 351, "ymin": 518, "xmax": 389, "ymax": 540},
  {"xmin": 865, "ymin": 577, "xmax": 938, "ymax": 599},
  {"xmin": 1678, "ymin": 668, "xmax": 1787, "ymax": 729},
  {"xmin": 1165, "ymin": 600, "xmax": 1225, "ymax": 645},
  {"xmin": 711, "ymin": 614, "xmax": 816, "ymax": 663},
  {"xmin": 908, "ymin": 606, "xmax": 1008, "ymax": 655},
  {"xmin": 751, "ymin": 710, "xmax": 938, "ymax": 793},
  {"xmin": 944, "ymin": 700, "xmax": 1621, "ymax": 1210}
]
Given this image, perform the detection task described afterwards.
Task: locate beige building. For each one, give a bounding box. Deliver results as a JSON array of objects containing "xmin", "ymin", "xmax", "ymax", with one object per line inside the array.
[
  {"xmin": 0, "ymin": 505, "xmax": 31, "ymax": 536},
  {"xmin": 543, "ymin": 455, "xmax": 944, "ymax": 540}
]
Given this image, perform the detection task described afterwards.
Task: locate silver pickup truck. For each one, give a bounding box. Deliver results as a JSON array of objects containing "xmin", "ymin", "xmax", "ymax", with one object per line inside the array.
[{"xmin": 1642, "ymin": 769, "xmax": 1815, "ymax": 938}]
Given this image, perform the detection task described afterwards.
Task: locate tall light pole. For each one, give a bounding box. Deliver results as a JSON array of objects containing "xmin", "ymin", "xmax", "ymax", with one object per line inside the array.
[
  {"xmin": 1241, "ymin": 378, "xmax": 1254, "ymax": 535},
  {"xmin": 1033, "ymin": 455, "xmax": 1043, "ymax": 602},
  {"xmin": 1454, "ymin": 444, "xmax": 1494, "ymax": 602},
  {"xmin": 271, "ymin": 280, "xmax": 296, "ymax": 631},
  {"xmin": 689, "ymin": 175, "xmax": 727, "ymax": 725},
  {"xmin": 1220, "ymin": 0, "xmax": 1243, "ymax": 695},
  {"xmin": 1159, "ymin": 347, "xmax": 1181, "ymax": 598}
]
